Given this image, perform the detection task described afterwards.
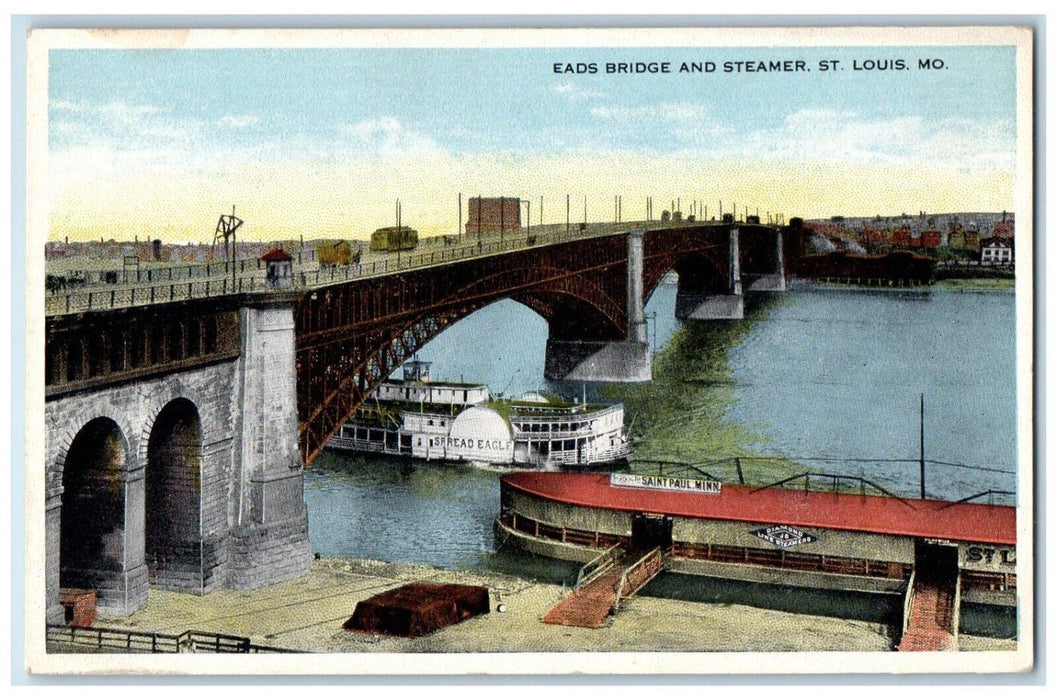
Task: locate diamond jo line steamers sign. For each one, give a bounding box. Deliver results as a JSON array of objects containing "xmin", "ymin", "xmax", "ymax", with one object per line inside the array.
[{"xmin": 752, "ymin": 525, "xmax": 818, "ymax": 549}]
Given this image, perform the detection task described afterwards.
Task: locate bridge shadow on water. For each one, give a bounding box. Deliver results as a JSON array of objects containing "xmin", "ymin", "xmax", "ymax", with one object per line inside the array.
[{"xmin": 593, "ymin": 290, "xmax": 797, "ymax": 480}]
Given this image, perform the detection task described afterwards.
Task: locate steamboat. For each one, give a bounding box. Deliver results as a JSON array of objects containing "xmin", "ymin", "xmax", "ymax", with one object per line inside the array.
[{"xmin": 327, "ymin": 360, "xmax": 630, "ymax": 469}]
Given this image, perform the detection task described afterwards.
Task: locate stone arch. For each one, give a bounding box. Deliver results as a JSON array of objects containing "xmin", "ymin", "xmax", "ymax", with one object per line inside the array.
[
  {"xmin": 144, "ymin": 397, "xmax": 203, "ymax": 591},
  {"xmin": 59, "ymin": 417, "xmax": 132, "ymax": 595}
]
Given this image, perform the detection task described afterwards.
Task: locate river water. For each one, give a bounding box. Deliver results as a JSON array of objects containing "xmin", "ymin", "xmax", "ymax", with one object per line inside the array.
[{"xmin": 303, "ymin": 282, "xmax": 1017, "ymax": 573}]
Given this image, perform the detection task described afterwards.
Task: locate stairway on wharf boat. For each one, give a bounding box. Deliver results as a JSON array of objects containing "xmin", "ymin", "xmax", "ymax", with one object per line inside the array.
[
  {"xmin": 543, "ymin": 546, "xmax": 665, "ymax": 628},
  {"xmin": 898, "ymin": 565, "xmax": 959, "ymax": 651}
]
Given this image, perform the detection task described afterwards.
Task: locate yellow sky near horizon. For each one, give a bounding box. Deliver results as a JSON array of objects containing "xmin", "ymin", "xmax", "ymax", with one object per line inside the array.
[{"xmin": 46, "ymin": 153, "xmax": 1016, "ymax": 244}]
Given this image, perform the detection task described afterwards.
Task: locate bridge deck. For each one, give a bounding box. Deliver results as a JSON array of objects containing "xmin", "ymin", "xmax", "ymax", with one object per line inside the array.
[{"xmin": 44, "ymin": 219, "xmax": 743, "ymax": 316}]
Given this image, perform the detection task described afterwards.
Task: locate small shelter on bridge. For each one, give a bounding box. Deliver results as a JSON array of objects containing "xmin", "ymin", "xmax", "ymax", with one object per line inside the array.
[{"xmin": 261, "ymin": 248, "xmax": 294, "ymax": 288}]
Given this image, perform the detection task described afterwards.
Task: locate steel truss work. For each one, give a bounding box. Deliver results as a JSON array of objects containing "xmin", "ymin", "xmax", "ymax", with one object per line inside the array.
[{"xmin": 295, "ymin": 228, "xmax": 750, "ymax": 464}]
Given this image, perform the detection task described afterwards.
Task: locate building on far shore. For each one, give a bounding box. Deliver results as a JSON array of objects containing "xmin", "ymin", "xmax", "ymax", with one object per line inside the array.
[{"xmin": 979, "ymin": 237, "xmax": 1014, "ymax": 266}]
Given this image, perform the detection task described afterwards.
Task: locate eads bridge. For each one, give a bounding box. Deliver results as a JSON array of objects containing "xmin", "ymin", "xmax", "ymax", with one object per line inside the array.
[{"xmin": 42, "ymin": 216, "xmax": 792, "ymax": 623}]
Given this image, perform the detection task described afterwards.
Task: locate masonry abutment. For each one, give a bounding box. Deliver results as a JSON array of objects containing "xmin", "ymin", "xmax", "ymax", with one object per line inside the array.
[
  {"xmin": 228, "ymin": 303, "xmax": 311, "ymax": 589},
  {"xmin": 45, "ymin": 300, "xmax": 311, "ymax": 620}
]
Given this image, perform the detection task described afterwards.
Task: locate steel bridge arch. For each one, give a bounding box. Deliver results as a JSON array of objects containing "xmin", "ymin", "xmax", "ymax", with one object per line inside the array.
[{"xmin": 295, "ymin": 252, "xmax": 630, "ymax": 464}]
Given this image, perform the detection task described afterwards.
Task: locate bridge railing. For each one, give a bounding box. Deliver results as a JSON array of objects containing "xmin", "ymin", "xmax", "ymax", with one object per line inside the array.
[
  {"xmin": 44, "ymin": 218, "xmax": 731, "ymax": 315},
  {"xmin": 45, "ymin": 273, "xmax": 273, "ymax": 315}
]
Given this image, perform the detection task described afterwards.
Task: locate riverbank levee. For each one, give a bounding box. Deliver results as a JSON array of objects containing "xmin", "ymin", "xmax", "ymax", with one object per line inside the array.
[{"xmin": 64, "ymin": 557, "xmax": 1013, "ymax": 654}]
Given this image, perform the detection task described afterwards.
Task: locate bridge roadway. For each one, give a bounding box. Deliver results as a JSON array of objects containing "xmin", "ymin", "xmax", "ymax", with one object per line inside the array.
[
  {"xmin": 41, "ymin": 216, "xmax": 792, "ymax": 623},
  {"xmin": 46, "ymin": 219, "xmax": 730, "ymax": 317}
]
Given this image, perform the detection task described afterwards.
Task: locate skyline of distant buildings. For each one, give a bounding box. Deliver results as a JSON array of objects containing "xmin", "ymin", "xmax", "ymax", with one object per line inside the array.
[
  {"xmin": 804, "ymin": 211, "xmax": 1015, "ymax": 253},
  {"xmin": 44, "ymin": 209, "xmax": 1017, "ymax": 271}
]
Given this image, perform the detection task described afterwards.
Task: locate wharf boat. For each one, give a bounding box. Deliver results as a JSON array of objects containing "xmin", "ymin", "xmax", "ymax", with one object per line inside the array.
[
  {"xmin": 496, "ymin": 470, "xmax": 1016, "ymax": 645},
  {"xmin": 795, "ymin": 250, "xmax": 936, "ymax": 286},
  {"xmin": 327, "ymin": 360, "xmax": 630, "ymax": 469}
]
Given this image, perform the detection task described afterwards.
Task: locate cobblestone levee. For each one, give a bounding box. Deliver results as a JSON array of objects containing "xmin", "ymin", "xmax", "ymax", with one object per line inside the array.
[{"xmin": 75, "ymin": 557, "xmax": 1015, "ymax": 654}]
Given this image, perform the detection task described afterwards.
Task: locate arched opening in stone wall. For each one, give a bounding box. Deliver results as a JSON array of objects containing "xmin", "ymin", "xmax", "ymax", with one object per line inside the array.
[
  {"xmin": 60, "ymin": 417, "xmax": 129, "ymax": 590},
  {"xmin": 145, "ymin": 398, "xmax": 203, "ymax": 590}
]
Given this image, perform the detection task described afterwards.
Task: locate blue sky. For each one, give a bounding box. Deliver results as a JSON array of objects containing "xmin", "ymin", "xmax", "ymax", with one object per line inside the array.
[
  {"xmin": 50, "ymin": 45, "xmax": 1016, "ymax": 161},
  {"xmin": 45, "ymin": 44, "xmax": 1020, "ymax": 240}
]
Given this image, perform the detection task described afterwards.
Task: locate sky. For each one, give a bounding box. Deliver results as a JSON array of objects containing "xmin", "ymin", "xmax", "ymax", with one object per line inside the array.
[{"xmin": 46, "ymin": 44, "xmax": 1019, "ymax": 242}]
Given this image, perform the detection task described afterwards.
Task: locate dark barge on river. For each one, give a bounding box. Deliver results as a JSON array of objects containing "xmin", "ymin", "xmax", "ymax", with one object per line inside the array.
[{"xmin": 795, "ymin": 250, "xmax": 936, "ymax": 286}]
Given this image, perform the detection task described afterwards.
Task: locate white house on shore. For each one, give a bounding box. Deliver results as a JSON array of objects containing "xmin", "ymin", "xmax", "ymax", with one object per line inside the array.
[{"xmin": 979, "ymin": 237, "xmax": 1014, "ymax": 266}]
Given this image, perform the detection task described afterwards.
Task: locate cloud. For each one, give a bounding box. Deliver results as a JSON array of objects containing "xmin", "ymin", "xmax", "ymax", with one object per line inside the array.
[
  {"xmin": 341, "ymin": 117, "xmax": 444, "ymax": 156},
  {"xmin": 218, "ymin": 114, "xmax": 260, "ymax": 129},
  {"xmin": 580, "ymin": 102, "xmax": 1014, "ymax": 171},
  {"xmin": 50, "ymin": 98, "xmax": 187, "ymax": 149},
  {"xmin": 734, "ymin": 109, "xmax": 1016, "ymax": 170},
  {"xmin": 590, "ymin": 102, "xmax": 711, "ymax": 122},
  {"xmin": 580, "ymin": 101, "xmax": 728, "ymax": 151},
  {"xmin": 552, "ymin": 83, "xmax": 606, "ymax": 100},
  {"xmin": 52, "ymin": 99, "xmax": 159, "ymax": 123}
]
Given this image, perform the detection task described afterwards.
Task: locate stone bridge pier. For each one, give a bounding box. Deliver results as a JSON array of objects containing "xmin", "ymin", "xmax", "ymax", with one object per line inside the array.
[
  {"xmin": 742, "ymin": 226, "xmax": 787, "ymax": 293},
  {"xmin": 676, "ymin": 227, "xmax": 745, "ymax": 320},
  {"xmin": 543, "ymin": 229, "xmax": 652, "ymax": 383},
  {"xmin": 45, "ymin": 300, "xmax": 311, "ymax": 623}
]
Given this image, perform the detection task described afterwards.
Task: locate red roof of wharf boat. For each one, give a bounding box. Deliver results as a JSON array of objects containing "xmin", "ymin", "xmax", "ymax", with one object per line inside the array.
[{"xmin": 502, "ymin": 471, "xmax": 1016, "ymax": 546}]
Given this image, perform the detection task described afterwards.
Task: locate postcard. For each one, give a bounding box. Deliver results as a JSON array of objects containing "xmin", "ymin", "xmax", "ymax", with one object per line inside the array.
[{"xmin": 23, "ymin": 25, "xmax": 1034, "ymax": 675}]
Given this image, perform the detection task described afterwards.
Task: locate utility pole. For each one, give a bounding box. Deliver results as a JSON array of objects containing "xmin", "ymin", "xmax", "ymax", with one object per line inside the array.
[
  {"xmin": 919, "ymin": 393, "xmax": 926, "ymax": 500},
  {"xmin": 213, "ymin": 204, "xmax": 243, "ymax": 289}
]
